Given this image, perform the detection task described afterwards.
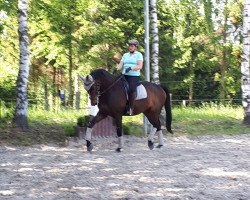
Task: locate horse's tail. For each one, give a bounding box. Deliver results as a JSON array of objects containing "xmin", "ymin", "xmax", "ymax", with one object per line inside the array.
[{"xmin": 160, "ymin": 85, "xmax": 173, "ymax": 134}]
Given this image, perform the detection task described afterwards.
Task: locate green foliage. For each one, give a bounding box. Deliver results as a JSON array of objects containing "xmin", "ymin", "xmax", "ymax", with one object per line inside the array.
[
  {"xmin": 64, "ymin": 125, "xmax": 75, "ymax": 137},
  {"xmin": 123, "ymin": 122, "xmax": 143, "ymax": 136},
  {"xmin": 173, "ymin": 104, "xmax": 248, "ymax": 135},
  {"xmin": 0, "ymin": 0, "xmax": 245, "ymax": 115},
  {"xmin": 77, "ymin": 116, "xmax": 87, "ymax": 127},
  {"xmin": 1, "ymin": 106, "xmax": 249, "ymax": 146}
]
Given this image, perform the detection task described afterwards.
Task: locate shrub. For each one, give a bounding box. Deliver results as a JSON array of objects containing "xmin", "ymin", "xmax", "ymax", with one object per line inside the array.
[{"xmin": 77, "ymin": 116, "xmax": 88, "ymax": 127}]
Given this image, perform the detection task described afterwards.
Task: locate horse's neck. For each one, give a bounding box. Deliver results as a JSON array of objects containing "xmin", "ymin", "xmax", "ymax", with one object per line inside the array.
[{"xmin": 100, "ymin": 77, "xmax": 116, "ymax": 91}]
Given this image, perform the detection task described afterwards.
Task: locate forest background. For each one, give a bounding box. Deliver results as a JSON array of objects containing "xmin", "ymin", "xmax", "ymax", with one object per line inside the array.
[{"xmin": 0, "ymin": 0, "xmax": 243, "ymax": 110}]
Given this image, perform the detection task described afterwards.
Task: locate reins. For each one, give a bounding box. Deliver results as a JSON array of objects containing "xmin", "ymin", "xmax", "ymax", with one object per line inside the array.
[{"xmin": 99, "ymin": 75, "xmax": 124, "ymax": 95}]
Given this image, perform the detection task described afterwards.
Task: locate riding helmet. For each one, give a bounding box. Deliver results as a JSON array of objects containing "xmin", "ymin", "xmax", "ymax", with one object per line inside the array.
[{"xmin": 128, "ymin": 39, "xmax": 139, "ymax": 47}]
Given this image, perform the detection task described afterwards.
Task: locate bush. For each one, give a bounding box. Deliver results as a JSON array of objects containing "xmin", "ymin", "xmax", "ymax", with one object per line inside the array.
[
  {"xmin": 77, "ymin": 116, "xmax": 88, "ymax": 127},
  {"xmin": 123, "ymin": 123, "xmax": 130, "ymax": 135},
  {"xmin": 123, "ymin": 122, "xmax": 143, "ymax": 136},
  {"xmin": 64, "ymin": 125, "xmax": 75, "ymax": 137}
]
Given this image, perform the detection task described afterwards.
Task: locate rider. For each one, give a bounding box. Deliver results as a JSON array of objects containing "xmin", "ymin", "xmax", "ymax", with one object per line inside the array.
[{"xmin": 113, "ymin": 39, "xmax": 143, "ymax": 115}]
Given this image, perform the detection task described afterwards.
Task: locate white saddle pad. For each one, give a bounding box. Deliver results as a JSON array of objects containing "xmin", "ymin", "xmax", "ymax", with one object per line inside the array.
[{"xmin": 135, "ymin": 84, "xmax": 147, "ymax": 100}]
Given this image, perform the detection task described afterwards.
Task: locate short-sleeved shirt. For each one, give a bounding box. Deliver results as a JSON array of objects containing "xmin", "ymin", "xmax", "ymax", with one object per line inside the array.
[{"xmin": 121, "ymin": 51, "xmax": 143, "ymax": 76}]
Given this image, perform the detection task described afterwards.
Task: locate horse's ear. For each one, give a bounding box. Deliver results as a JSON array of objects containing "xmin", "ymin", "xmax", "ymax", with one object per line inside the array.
[
  {"xmin": 78, "ymin": 74, "xmax": 85, "ymax": 82},
  {"xmin": 87, "ymin": 75, "xmax": 94, "ymax": 82}
]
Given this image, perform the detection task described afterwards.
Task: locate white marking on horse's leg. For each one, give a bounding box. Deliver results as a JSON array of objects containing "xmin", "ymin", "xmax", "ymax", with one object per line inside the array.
[
  {"xmin": 118, "ymin": 136, "xmax": 123, "ymax": 148},
  {"xmin": 148, "ymin": 127, "xmax": 157, "ymax": 141},
  {"xmin": 157, "ymin": 130, "xmax": 164, "ymax": 146},
  {"xmin": 85, "ymin": 128, "xmax": 92, "ymax": 141}
]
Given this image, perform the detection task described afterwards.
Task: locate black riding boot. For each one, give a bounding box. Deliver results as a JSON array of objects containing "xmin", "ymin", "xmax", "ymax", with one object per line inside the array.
[{"xmin": 128, "ymin": 92, "xmax": 136, "ymax": 115}]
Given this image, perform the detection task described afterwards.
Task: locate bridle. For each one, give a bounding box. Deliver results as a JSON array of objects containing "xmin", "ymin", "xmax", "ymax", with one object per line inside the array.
[{"xmin": 99, "ymin": 75, "xmax": 124, "ymax": 95}]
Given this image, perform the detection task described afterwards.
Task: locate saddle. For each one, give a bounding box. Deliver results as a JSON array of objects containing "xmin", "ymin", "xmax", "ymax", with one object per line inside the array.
[{"xmin": 121, "ymin": 78, "xmax": 147, "ymax": 101}]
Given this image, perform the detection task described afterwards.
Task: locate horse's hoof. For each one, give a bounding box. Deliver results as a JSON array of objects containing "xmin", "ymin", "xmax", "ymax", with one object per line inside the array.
[
  {"xmin": 156, "ymin": 144, "xmax": 163, "ymax": 148},
  {"xmin": 116, "ymin": 148, "xmax": 122, "ymax": 152},
  {"xmin": 148, "ymin": 140, "xmax": 154, "ymax": 150},
  {"xmin": 87, "ymin": 143, "xmax": 93, "ymax": 152},
  {"xmin": 86, "ymin": 141, "xmax": 93, "ymax": 152}
]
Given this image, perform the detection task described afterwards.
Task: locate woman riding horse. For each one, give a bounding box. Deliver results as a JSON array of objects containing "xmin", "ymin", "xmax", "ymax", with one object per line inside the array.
[
  {"xmin": 113, "ymin": 39, "xmax": 143, "ymax": 115},
  {"xmin": 80, "ymin": 69, "xmax": 173, "ymax": 152}
]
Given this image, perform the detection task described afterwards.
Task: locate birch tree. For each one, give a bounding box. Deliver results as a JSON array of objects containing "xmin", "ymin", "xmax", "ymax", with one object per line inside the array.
[
  {"xmin": 13, "ymin": 0, "xmax": 30, "ymax": 129},
  {"xmin": 150, "ymin": 0, "xmax": 160, "ymax": 84},
  {"xmin": 241, "ymin": 0, "xmax": 250, "ymax": 124}
]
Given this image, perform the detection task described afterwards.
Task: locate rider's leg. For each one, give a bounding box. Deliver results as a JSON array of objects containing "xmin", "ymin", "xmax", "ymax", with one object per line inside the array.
[
  {"xmin": 128, "ymin": 91, "xmax": 136, "ymax": 115},
  {"xmin": 124, "ymin": 75, "xmax": 139, "ymax": 115}
]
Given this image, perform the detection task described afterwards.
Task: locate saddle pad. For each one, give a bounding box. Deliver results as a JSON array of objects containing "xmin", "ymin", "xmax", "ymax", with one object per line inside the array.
[{"xmin": 136, "ymin": 84, "xmax": 147, "ymax": 100}]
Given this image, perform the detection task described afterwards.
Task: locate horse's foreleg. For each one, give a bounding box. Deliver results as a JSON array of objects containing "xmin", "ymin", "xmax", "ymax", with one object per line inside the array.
[
  {"xmin": 86, "ymin": 112, "xmax": 106, "ymax": 152},
  {"xmin": 114, "ymin": 116, "xmax": 123, "ymax": 152}
]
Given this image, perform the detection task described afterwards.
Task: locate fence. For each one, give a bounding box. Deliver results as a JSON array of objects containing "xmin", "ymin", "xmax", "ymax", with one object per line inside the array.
[
  {"xmin": 0, "ymin": 97, "xmax": 243, "ymax": 138},
  {"xmin": 0, "ymin": 97, "xmax": 243, "ymax": 118}
]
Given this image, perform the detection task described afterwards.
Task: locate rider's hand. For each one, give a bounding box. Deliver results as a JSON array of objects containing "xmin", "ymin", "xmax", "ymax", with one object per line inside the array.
[
  {"xmin": 125, "ymin": 67, "xmax": 132, "ymax": 73},
  {"xmin": 112, "ymin": 68, "xmax": 118, "ymax": 74}
]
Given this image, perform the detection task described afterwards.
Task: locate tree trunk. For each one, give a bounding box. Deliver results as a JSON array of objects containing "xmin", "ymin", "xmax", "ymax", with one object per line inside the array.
[
  {"xmin": 150, "ymin": 0, "xmax": 160, "ymax": 84},
  {"xmin": 188, "ymin": 62, "xmax": 194, "ymax": 106},
  {"xmin": 52, "ymin": 66, "xmax": 56, "ymax": 110},
  {"xmin": 220, "ymin": 48, "xmax": 227, "ymax": 104},
  {"xmin": 220, "ymin": 1, "xmax": 228, "ymax": 104},
  {"xmin": 44, "ymin": 81, "xmax": 49, "ymax": 111},
  {"xmin": 13, "ymin": 0, "xmax": 30, "ymax": 129},
  {"xmin": 219, "ymin": 0, "xmax": 228, "ymax": 105},
  {"xmin": 68, "ymin": 39, "xmax": 74, "ymax": 107},
  {"xmin": 203, "ymin": 0, "xmax": 213, "ymax": 34},
  {"xmin": 241, "ymin": 1, "xmax": 250, "ymax": 125},
  {"xmin": 75, "ymin": 73, "xmax": 80, "ymax": 110}
]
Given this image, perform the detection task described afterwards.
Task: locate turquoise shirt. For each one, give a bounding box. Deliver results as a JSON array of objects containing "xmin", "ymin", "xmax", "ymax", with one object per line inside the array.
[{"xmin": 121, "ymin": 51, "xmax": 143, "ymax": 76}]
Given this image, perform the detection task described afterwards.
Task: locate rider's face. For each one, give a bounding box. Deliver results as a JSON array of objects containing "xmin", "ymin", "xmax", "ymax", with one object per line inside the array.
[{"xmin": 129, "ymin": 44, "xmax": 137, "ymax": 53}]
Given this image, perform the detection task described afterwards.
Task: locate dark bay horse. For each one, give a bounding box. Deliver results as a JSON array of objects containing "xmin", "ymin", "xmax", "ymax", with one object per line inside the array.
[{"xmin": 80, "ymin": 69, "xmax": 173, "ymax": 152}]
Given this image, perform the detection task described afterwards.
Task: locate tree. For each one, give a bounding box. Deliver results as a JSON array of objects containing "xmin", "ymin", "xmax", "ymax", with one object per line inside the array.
[
  {"xmin": 0, "ymin": 1, "xmax": 19, "ymax": 100},
  {"xmin": 13, "ymin": 0, "xmax": 30, "ymax": 129},
  {"xmin": 150, "ymin": 0, "xmax": 160, "ymax": 84},
  {"xmin": 241, "ymin": 0, "xmax": 250, "ymax": 124}
]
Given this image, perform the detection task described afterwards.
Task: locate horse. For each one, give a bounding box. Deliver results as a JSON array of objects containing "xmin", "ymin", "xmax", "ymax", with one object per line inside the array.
[{"xmin": 80, "ymin": 68, "xmax": 173, "ymax": 152}]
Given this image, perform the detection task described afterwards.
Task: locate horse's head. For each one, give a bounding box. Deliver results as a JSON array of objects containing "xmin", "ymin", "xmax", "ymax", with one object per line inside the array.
[{"xmin": 79, "ymin": 74, "xmax": 100, "ymax": 106}]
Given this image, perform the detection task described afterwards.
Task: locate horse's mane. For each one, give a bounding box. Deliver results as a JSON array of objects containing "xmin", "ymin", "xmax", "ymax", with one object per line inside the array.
[{"xmin": 90, "ymin": 68, "xmax": 116, "ymax": 81}]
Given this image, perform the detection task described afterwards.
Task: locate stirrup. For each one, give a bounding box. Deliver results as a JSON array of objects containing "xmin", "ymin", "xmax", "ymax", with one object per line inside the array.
[
  {"xmin": 128, "ymin": 108, "xmax": 133, "ymax": 116},
  {"xmin": 126, "ymin": 107, "xmax": 133, "ymax": 115}
]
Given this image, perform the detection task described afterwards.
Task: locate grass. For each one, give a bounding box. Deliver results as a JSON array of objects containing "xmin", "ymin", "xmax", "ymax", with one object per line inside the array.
[
  {"xmin": 0, "ymin": 107, "xmax": 88, "ymax": 146},
  {"xmin": 0, "ymin": 104, "xmax": 250, "ymax": 146},
  {"xmin": 172, "ymin": 104, "xmax": 250, "ymax": 136}
]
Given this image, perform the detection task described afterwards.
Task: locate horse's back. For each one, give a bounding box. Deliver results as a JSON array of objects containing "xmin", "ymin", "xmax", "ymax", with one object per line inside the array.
[
  {"xmin": 140, "ymin": 81, "xmax": 166, "ymax": 106},
  {"xmin": 141, "ymin": 81, "xmax": 165, "ymax": 96}
]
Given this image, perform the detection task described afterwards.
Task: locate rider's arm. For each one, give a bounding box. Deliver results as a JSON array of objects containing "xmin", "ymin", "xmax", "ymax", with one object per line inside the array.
[
  {"xmin": 116, "ymin": 61, "xmax": 123, "ymax": 70},
  {"xmin": 132, "ymin": 60, "xmax": 143, "ymax": 71}
]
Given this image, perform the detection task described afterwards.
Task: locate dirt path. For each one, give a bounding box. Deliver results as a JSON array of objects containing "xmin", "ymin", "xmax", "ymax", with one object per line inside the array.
[{"xmin": 0, "ymin": 134, "xmax": 250, "ymax": 200}]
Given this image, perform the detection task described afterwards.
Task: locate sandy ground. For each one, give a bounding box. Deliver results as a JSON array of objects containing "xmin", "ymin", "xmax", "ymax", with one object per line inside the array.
[{"xmin": 0, "ymin": 134, "xmax": 250, "ymax": 200}]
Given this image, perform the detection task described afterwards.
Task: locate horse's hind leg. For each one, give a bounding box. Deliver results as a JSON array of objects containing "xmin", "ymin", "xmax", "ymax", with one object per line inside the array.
[
  {"xmin": 148, "ymin": 126, "xmax": 157, "ymax": 150},
  {"xmin": 144, "ymin": 112, "xmax": 163, "ymax": 150},
  {"xmin": 145, "ymin": 111, "xmax": 162, "ymax": 150},
  {"xmin": 156, "ymin": 130, "xmax": 164, "ymax": 148}
]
